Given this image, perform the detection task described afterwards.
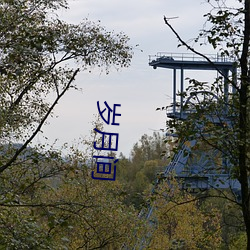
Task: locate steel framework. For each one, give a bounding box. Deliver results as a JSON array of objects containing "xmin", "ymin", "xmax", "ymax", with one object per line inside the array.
[
  {"xmin": 129, "ymin": 53, "xmax": 240, "ymax": 250},
  {"xmin": 149, "ymin": 52, "xmax": 240, "ymax": 192}
]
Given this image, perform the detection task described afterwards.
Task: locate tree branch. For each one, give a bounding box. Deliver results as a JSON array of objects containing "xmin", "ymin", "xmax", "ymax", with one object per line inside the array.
[
  {"xmin": 163, "ymin": 16, "xmax": 239, "ymax": 91},
  {"xmin": 0, "ymin": 68, "xmax": 80, "ymax": 173}
]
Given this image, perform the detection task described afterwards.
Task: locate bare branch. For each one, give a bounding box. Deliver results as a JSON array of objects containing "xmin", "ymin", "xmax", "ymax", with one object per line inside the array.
[
  {"xmin": 163, "ymin": 16, "xmax": 239, "ymax": 91},
  {"xmin": 0, "ymin": 68, "xmax": 80, "ymax": 173}
]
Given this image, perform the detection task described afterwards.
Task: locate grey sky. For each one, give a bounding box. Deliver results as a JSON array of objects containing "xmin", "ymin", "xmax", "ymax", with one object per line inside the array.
[{"xmin": 39, "ymin": 0, "xmax": 216, "ymax": 157}]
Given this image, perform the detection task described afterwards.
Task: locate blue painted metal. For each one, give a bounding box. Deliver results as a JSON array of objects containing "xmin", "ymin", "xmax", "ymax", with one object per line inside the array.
[
  {"xmin": 126, "ymin": 53, "xmax": 240, "ymax": 250},
  {"xmin": 149, "ymin": 52, "xmax": 235, "ymax": 70},
  {"xmin": 149, "ymin": 53, "xmax": 236, "ymax": 121},
  {"xmin": 148, "ymin": 52, "xmax": 240, "ymax": 192}
]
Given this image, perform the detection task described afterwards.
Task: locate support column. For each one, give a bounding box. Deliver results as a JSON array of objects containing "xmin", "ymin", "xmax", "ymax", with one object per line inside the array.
[
  {"xmin": 173, "ymin": 69, "xmax": 176, "ymax": 114},
  {"xmin": 180, "ymin": 67, "xmax": 184, "ymax": 118},
  {"xmin": 224, "ymin": 69, "xmax": 229, "ymax": 114},
  {"xmin": 224, "ymin": 69, "xmax": 229, "ymax": 103},
  {"xmin": 232, "ymin": 66, "xmax": 237, "ymax": 94}
]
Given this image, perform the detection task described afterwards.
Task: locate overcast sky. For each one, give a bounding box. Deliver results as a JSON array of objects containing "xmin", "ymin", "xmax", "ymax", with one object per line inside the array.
[{"xmin": 38, "ymin": 0, "xmax": 217, "ymax": 157}]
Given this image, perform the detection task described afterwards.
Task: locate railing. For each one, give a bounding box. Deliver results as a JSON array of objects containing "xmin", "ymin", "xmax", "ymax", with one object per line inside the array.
[
  {"xmin": 166, "ymin": 105, "xmax": 197, "ymax": 115},
  {"xmin": 149, "ymin": 52, "xmax": 235, "ymax": 64}
]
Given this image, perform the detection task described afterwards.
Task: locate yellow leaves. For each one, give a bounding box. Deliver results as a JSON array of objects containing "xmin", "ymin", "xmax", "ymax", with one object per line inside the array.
[
  {"xmin": 148, "ymin": 179, "xmax": 222, "ymax": 249},
  {"xmin": 184, "ymin": 141, "xmax": 192, "ymax": 148},
  {"xmin": 33, "ymin": 168, "xmax": 141, "ymax": 249},
  {"xmin": 229, "ymin": 232, "xmax": 247, "ymax": 250}
]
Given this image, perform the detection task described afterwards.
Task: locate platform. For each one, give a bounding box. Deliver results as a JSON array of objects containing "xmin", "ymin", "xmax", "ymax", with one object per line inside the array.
[{"xmin": 149, "ymin": 52, "xmax": 236, "ymax": 71}]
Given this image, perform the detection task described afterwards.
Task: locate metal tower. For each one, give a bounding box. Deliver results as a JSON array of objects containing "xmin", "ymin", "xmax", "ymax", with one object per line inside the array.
[
  {"xmin": 149, "ymin": 52, "xmax": 240, "ymax": 193},
  {"xmin": 128, "ymin": 53, "xmax": 241, "ymax": 250}
]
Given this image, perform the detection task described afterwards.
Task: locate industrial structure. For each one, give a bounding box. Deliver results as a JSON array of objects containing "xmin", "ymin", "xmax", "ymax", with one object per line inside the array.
[
  {"xmin": 130, "ymin": 53, "xmax": 241, "ymax": 250},
  {"xmin": 149, "ymin": 52, "xmax": 240, "ymax": 192}
]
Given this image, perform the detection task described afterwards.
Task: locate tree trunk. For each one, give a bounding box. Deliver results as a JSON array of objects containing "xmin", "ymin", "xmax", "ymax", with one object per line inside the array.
[{"xmin": 240, "ymin": 1, "xmax": 250, "ymax": 249}]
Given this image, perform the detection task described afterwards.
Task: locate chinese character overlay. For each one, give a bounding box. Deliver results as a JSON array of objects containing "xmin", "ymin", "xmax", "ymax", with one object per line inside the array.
[
  {"xmin": 93, "ymin": 128, "xmax": 119, "ymax": 151},
  {"xmin": 92, "ymin": 102, "xmax": 121, "ymax": 181},
  {"xmin": 97, "ymin": 101, "xmax": 121, "ymax": 125},
  {"xmin": 91, "ymin": 156, "xmax": 118, "ymax": 181}
]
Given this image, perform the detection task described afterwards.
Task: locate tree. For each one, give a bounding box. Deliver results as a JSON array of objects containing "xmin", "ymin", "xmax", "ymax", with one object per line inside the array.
[
  {"xmin": 0, "ymin": 0, "xmax": 132, "ymax": 172},
  {"xmin": 0, "ymin": 115, "xmax": 146, "ymax": 248},
  {"xmin": 0, "ymin": 0, "xmax": 135, "ymax": 246},
  {"xmin": 116, "ymin": 132, "xmax": 169, "ymax": 209},
  {"xmin": 34, "ymin": 162, "xmax": 142, "ymax": 249},
  {"xmin": 163, "ymin": 0, "xmax": 250, "ymax": 248},
  {"xmin": 147, "ymin": 179, "xmax": 222, "ymax": 250},
  {"xmin": 0, "ymin": 145, "xmax": 143, "ymax": 249}
]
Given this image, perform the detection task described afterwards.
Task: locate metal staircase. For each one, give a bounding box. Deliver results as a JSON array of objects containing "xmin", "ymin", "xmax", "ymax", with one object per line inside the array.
[{"xmin": 163, "ymin": 140, "xmax": 194, "ymax": 176}]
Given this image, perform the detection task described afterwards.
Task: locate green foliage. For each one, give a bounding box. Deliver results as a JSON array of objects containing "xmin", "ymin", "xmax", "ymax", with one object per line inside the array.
[
  {"xmin": 148, "ymin": 179, "xmax": 223, "ymax": 250},
  {"xmin": 0, "ymin": 140, "xmax": 144, "ymax": 249},
  {"xmin": 0, "ymin": 0, "xmax": 132, "ymax": 152},
  {"xmin": 0, "ymin": 0, "xmax": 135, "ymax": 247},
  {"xmin": 199, "ymin": 189, "xmax": 245, "ymax": 249},
  {"xmin": 229, "ymin": 232, "xmax": 247, "ymax": 250},
  {"xmin": 117, "ymin": 132, "xmax": 169, "ymax": 209},
  {"xmin": 164, "ymin": 0, "xmax": 250, "ymax": 248},
  {"xmin": 198, "ymin": 0, "xmax": 243, "ymax": 57}
]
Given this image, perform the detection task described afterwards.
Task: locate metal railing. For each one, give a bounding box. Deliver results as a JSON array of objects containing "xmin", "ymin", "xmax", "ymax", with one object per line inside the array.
[
  {"xmin": 166, "ymin": 105, "xmax": 197, "ymax": 115},
  {"xmin": 149, "ymin": 52, "xmax": 235, "ymax": 64}
]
